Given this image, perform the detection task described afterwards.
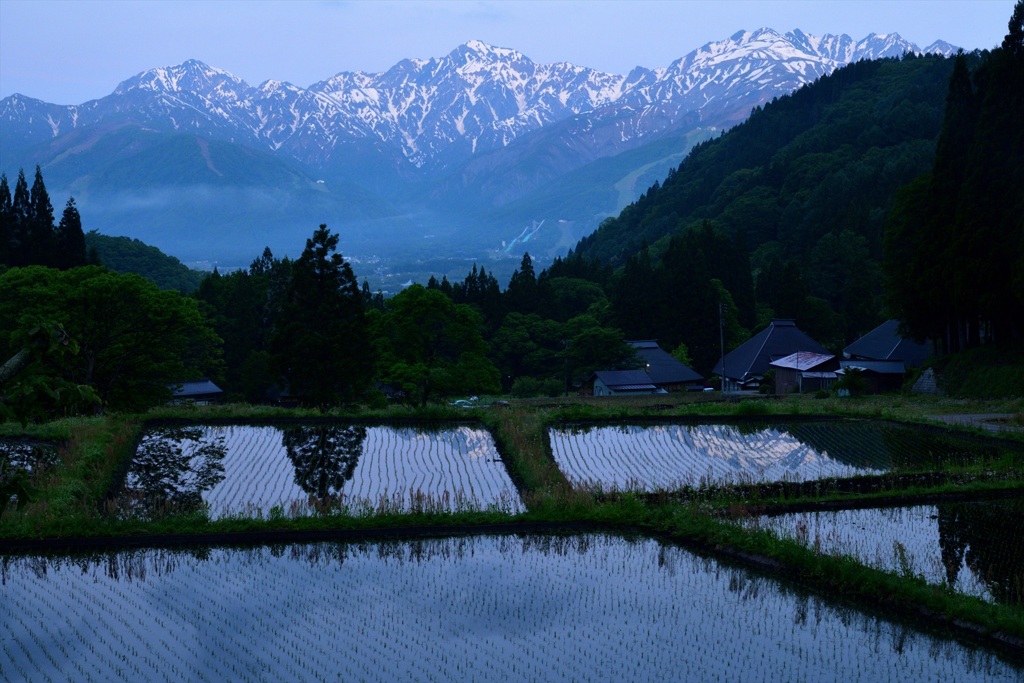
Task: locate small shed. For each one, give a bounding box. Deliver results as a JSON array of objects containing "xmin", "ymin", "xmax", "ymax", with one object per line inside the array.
[
  {"xmin": 589, "ymin": 370, "xmax": 665, "ymax": 397},
  {"xmin": 627, "ymin": 340, "xmax": 704, "ymax": 392},
  {"xmin": 838, "ymin": 360, "xmax": 907, "ymax": 394},
  {"xmin": 770, "ymin": 352, "xmax": 838, "ymax": 394}
]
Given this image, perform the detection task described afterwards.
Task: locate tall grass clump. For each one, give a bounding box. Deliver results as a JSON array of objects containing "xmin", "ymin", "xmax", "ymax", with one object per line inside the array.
[{"xmin": 1, "ymin": 416, "xmax": 141, "ymax": 537}]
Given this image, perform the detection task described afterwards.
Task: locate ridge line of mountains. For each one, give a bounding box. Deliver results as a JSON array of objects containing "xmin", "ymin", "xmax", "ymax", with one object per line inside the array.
[{"xmin": 0, "ymin": 28, "xmax": 958, "ymax": 280}]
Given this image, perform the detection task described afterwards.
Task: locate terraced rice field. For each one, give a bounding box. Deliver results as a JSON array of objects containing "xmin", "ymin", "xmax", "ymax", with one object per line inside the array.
[
  {"xmin": 114, "ymin": 424, "xmax": 522, "ymax": 518},
  {"xmin": 548, "ymin": 422, "xmax": 884, "ymax": 490},
  {"xmin": 1, "ymin": 440, "xmax": 59, "ymax": 511},
  {"xmin": 743, "ymin": 498, "xmax": 1024, "ymax": 605},
  {"xmin": 547, "ymin": 420, "xmax": 1018, "ymax": 491},
  {"xmin": 2, "ymin": 534, "xmax": 1018, "ymax": 682}
]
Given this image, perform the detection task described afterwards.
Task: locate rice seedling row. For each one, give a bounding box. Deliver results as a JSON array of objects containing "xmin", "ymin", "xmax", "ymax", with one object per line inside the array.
[
  {"xmin": 114, "ymin": 424, "xmax": 523, "ymax": 519},
  {"xmin": 740, "ymin": 498, "xmax": 1024, "ymax": 605},
  {"xmin": 2, "ymin": 535, "xmax": 1018, "ymax": 682},
  {"xmin": 548, "ymin": 423, "xmax": 886, "ymax": 491},
  {"xmin": 547, "ymin": 420, "xmax": 1024, "ymax": 493}
]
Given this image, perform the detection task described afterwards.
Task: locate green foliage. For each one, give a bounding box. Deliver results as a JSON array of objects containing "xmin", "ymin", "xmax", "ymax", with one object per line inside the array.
[
  {"xmin": 509, "ymin": 376, "xmax": 563, "ymax": 398},
  {"xmin": 450, "ymin": 263, "xmax": 504, "ymax": 331},
  {"xmin": 670, "ymin": 342, "xmax": 692, "ymax": 367},
  {"xmin": 610, "ymin": 223, "xmax": 754, "ymax": 374},
  {"xmin": 373, "ymin": 285, "xmax": 500, "ymax": 405},
  {"xmin": 834, "ymin": 367, "xmax": 871, "ymax": 397},
  {"xmin": 930, "ymin": 343, "xmax": 1024, "ymax": 399},
  {"xmin": 0, "ymin": 266, "xmax": 221, "ymax": 414},
  {"xmin": 563, "ymin": 313, "xmax": 635, "ymax": 386},
  {"xmin": 194, "ymin": 247, "xmax": 290, "ymax": 402},
  {"xmin": 490, "ymin": 312, "xmax": 565, "ymax": 391},
  {"xmin": 85, "ymin": 231, "xmax": 205, "ymax": 292}
]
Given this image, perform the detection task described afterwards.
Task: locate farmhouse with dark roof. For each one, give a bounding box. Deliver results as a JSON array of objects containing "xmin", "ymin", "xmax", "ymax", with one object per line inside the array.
[
  {"xmin": 627, "ymin": 340, "xmax": 704, "ymax": 392},
  {"xmin": 712, "ymin": 319, "xmax": 828, "ymax": 392}
]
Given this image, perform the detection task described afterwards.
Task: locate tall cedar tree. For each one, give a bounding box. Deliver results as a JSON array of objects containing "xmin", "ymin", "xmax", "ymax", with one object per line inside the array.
[
  {"xmin": 271, "ymin": 225, "xmax": 372, "ymax": 406},
  {"xmin": 9, "ymin": 170, "xmax": 30, "ymax": 266},
  {"xmin": 1, "ymin": 167, "xmax": 85, "ymax": 269},
  {"xmin": 27, "ymin": 166, "xmax": 55, "ymax": 267},
  {"xmin": 505, "ymin": 253, "xmax": 539, "ymax": 315},
  {"xmin": 55, "ymin": 198, "xmax": 87, "ymax": 270},
  {"xmin": 885, "ymin": 3, "xmax": 1024, "ymax": 350},
  {"xmin": 0, "ymin": 174, "xmax": 11, "ymax": 266}
]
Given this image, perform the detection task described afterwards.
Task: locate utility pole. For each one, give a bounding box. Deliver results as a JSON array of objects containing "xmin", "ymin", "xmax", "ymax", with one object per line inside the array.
[{"xmin": 719, "ymin": 302, "xmax": 727, "ymax": 395}]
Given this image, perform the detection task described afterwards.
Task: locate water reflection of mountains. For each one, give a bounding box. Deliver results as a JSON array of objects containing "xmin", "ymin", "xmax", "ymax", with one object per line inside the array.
[{"xmin": 563, "ymin": 420, "xmax": 1019, "ymax": 472}]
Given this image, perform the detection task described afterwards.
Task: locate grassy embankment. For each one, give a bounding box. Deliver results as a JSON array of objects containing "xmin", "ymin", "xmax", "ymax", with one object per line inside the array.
[{"xmin": 2, "ymin": 393, "xmax": 1023, "ymax": 653}]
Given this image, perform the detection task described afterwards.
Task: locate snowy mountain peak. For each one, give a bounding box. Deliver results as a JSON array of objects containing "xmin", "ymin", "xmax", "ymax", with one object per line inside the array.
[
  {"xmin": 115, "ymin": 59, "xmax": 250, "ymax": 97},
  {"xmin": 4, "ymin": 28, "xmax": 961, "ymax": 176},
  {"xmin": 458, "ymin": 40, "xmax": 529, "ymax": 63}
]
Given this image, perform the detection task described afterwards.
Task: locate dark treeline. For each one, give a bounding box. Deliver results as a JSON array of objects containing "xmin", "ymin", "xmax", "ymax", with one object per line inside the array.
[
  {"xmin": 0, "ymin": 166, "xmax": 88, "ymax": 270},
  {"xmin": 1, "ymin": 168, "xmax": 219, "ymax": 422},
  {"xmin": 196, "ymin": 245, "xmax": 634, "ymax": 405},
  {"xmin": 884, "ymin": 3, "xmax": 1024, "ymax": 353}
]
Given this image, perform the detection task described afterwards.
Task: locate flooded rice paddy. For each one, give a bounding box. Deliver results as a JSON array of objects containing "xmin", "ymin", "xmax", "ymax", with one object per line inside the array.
[
  {"xmin": 743, "ymin": 498, "xmax": 1024, "ymax": 605},
  {"xmin": 2, "ymin": 534, "xmax": 1019, "ymax": 682},
  {"xmin": 548, "ymin": 420, "xmax": 1020, "ymax": 491},
  {"xmin": 1, "ymin": 440, "xmax": 60, "ymax": 511},
  {"xmin": 112, "ymin": 424, "xmax": 522, "ymax": 519}
]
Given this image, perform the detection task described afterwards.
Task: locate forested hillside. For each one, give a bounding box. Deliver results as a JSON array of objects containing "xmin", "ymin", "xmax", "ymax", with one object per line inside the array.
[
  {"xmin": 85, "ymin": 232, "xmax": 206, "ymax": 293},
  {"xmin": 572, "ymin": 53, "xmax": 959, "ymax": 355}
]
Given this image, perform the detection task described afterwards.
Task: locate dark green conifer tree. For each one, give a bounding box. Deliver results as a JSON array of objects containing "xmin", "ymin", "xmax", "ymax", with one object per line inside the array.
[
  {"xmin": 10, "ymin": 169, "xmax": 30, "ymax": 266},
  {"xmin": 28, "ymin": 165, "xmax": 56, "ymax": 267},
  {"xmin": 505, "ymin": 253, "xmax": 539, "ymax": 314},
  {"xmin": 0, "ymin": 174, "xmax": 11, "ymax": 266},
  {"xmin": 55, "ymin": 198, "xmax": 87, "ymax": 270},
  {"xmin": 271, "ymin": 224, "xmax": 372, "ymax": 406}
]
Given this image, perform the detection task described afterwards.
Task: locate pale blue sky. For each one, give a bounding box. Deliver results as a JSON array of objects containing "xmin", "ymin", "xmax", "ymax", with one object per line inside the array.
[{"xmin": 0, "ymin": 0, "xmax": 1016, "ymax": 104}]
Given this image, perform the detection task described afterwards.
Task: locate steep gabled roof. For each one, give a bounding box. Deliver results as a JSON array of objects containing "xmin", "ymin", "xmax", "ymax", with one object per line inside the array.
[
  {"xmin": 628, "ymin": 340, "xmax": 703, "ymax": 384},
  {"xmin": 713, "ymin": 319, "xmax": 828, "ymax": 381},
  {"xmin": 844, "ymin": 320, "xmax": 931, "ymax": 366},
  {"xmin": 172, "ymin": 378, "xmax": 223, "ymax": 397}
]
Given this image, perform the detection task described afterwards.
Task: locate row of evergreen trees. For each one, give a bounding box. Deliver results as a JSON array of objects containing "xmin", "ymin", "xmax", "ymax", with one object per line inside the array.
[
  {"xmin": 884, "ymin": 3, "xmax": 1024, "ymax": 352},
  {"xmin": 0, "ymin": 166, "xmax": 87, "ymax": 270}
]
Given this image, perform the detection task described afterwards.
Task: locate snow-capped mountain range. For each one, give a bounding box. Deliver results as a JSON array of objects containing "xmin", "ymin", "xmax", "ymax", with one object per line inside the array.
[
  {"xmin": 0, "ymin": 28, "xmax": 957, "ymax": 272},
  {"xmin": 2, "ymin": 29, "xmax": 955, "ymax": 172}
]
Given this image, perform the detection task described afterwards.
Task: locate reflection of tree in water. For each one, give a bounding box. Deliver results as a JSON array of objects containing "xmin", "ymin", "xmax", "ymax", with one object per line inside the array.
[
  {"xmin": 2, "ymin": 441, "xmax": 60, "ymax": 511},
  {"xmin": 880, "ymin": 425, "xmax": 1009, "ymax": 471},
  {"xmin": 283, "ymin": 425, "xmax": 366, "ymax": 499},
  {"xmin": 937, "ymin": 499, "xmax": 1024, "ymax": 606},
  {"xmin": 118, "ymin": 428, "xmax": 226, "ymax": 517},
  {"xmin": 0, "ymin": 441, "xmax": 59, "ymax": 472}
]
